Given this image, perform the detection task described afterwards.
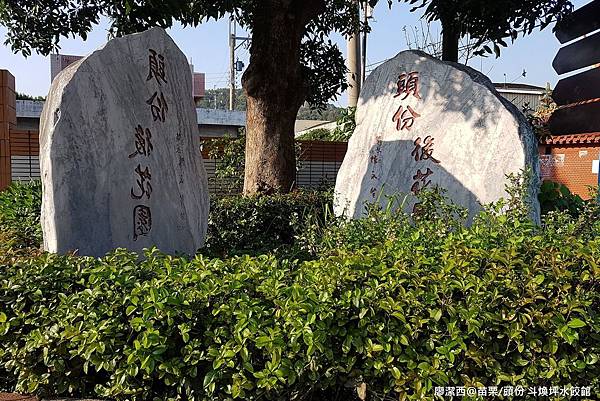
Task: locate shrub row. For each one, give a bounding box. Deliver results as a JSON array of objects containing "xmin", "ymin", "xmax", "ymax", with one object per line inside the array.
[
  {"xmin": 0, "ymin": 181, "xmax": 42, "ymax": 249},
  {"xmin": 0, "ymin": 182, "xmax": 331, "ymax": 259},
  {"xmin": 204, "ymin": 191, "xmax": 331, "ymax": 259},
  {"xmin": 1, "ymin": 179, "xmax": 596, "ymax": 257},
  {"xmin": 538, "ymin": 180, "xmax": 586, "ymax": 217},
  {"xmin": 1, "ymin": 187, "xmax": 600, "ymax": 400}
]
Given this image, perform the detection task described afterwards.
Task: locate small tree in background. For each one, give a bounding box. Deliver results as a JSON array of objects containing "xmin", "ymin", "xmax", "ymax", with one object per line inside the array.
[
  {"xmin": 402, "ymin": 20, "xmax": 479, "ymax": 64},
  {"xmin": 382, "ymin": 0, "xmax": 574, "ymax": 62},
  {"xmin": 534, "ymin": 84, "xmax": 558, "ymax": 127},
  {"xmin": 523, "ymin": 83, "xmax": 557, "ymax": 142}
]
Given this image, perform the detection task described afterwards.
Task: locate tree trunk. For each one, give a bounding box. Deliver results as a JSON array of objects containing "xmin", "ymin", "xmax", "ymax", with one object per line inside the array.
[
  {"xmin": 441, "ymin": 16, "xmax": 460, "ymax": 62},
  {"xmin": 242, "ymin": 1, "xmax": 324, "ymax": 195}
]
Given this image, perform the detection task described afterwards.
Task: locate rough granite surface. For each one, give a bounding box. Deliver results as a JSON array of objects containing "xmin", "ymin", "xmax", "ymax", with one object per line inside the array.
[
  {"xmin": 40, "ymin": 27, "xmax": 209, "ymax": 257},
  {"xmin": 334, "ymin": 50, "xmax": 540, "ymax": 222}
]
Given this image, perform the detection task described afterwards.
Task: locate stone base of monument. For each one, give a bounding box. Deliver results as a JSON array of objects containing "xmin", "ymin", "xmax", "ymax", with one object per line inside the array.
[{"xmin": 334, "ymin": 50, "xmax": 540, "ymax": 222}]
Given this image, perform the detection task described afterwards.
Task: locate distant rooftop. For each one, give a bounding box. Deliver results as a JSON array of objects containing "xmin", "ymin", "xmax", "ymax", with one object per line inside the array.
[
  {"xmin": 16, "ymin": 100, "xmax": 245, "ymax": 128},
  {"xmin": 196, "ymin": 108, "xmax": 245, "ymax": 127},
  {"xmin": 295, "ymin": 120, "xmax": 332, "ymax": 134},
  {"xmin": 493, "ymin": 83, "xmax": 546, "ymax": 93},
  {"xmin": 539, "ymin": 130, "xmax": 600, "ymax": 146}
]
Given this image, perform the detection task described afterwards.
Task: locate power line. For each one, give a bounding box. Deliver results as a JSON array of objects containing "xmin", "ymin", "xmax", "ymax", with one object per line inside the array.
[{"xmin": 366, "ymin": 59, "xmax": 388, "ymax": 68}]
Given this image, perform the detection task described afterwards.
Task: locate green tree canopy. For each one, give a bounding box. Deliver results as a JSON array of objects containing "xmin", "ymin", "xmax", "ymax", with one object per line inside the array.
[
  {"xmin": 0, "ymin": 0, "xmax": 362, "ymax": 109},
  {"xmin": 0, "ymin": 0, "xmax": 364, "ymax": 194}
]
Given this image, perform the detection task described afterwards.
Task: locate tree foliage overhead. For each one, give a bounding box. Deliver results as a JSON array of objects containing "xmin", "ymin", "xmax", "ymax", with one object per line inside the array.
[
  {"xmin": 0, "ymin": 0, "xmax": 363, "ymax": 109},
  {"xmin": 384, "ymin": 0, "xmax": 574, "ymax": 58}
]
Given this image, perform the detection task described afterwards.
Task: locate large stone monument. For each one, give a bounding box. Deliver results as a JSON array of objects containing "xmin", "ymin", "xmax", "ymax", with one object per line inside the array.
[
  {"xmin": 40, "ymin": 27, "xmax": 209, "ymax": 257},
  {"xmin": 335, "ymin": 50, "xmax": 540, "ymax": 221}
]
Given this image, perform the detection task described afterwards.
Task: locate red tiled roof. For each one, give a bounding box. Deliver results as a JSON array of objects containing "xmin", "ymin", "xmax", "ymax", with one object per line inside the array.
[{"xmin": 540, "ymin": 132, "xmax": 600, "ymax": 145}]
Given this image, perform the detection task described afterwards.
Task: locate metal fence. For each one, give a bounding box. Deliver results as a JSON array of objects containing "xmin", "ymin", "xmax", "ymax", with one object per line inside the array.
[
  {"xmin": 203, "ymin": 158, "xmax": 244, "ymax": 196},
  {"xmin": 9, "ymin": 130, "xmax": 40, "ymax": 181},
  {"xmin": 201, "ymin": 139, "xmax": 348, "ymax": 195},
  {"xmin": 296, "ymin": 140, "xmax": 347, "ymax": 189}
]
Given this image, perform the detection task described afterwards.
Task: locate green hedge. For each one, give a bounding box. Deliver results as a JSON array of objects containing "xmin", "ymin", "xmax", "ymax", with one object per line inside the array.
[
  {"xmin": 1, "ymin": 187, "xmax": 600, "ymax": 400},
  {"xmin": 204, "ymin": 191, "xmax": 331, "ymax": 258},
  {"xmin": 1, "ymin": 179, "xmax": 596, "ymax": 256},
  {"xmin": 538, "ymin": 180, "xmax": 585, "ymax": 217},
  {"xmin": 0, "ymin": 182, "xmax": 331, "ymax": 258},
  {"xmin": 296, "ymin": 107, "xmax": 356, "ymax": 142},
  {"xmin": 0, "ymin": 181, "xmax": 42, "ymax": 249}
]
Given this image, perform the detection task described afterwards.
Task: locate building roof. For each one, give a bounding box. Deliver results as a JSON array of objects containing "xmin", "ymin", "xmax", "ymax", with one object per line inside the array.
[
  {"xmin": 294, "ymin": 120, "xmax": 335, "ymax": 135},
  {"xmin": 540, "ymin": 132, "xmax": 600, "ymax": 145},
  {"xmin": 493, "ymin": 83, "xmax": 546, "ymax": 92},
  {"xmin": 196, "ymin": 108, "xmax": 245, "ymax": 127},
  {"xmin": 17, "ymin": 100, "xmax": 246, "ymax": 128}
]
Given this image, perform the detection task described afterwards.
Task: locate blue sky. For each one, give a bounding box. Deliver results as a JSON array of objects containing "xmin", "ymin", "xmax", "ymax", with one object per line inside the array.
[{"xmin": 0, "ymin": 0, "xmax": 589, "ymax": 105}]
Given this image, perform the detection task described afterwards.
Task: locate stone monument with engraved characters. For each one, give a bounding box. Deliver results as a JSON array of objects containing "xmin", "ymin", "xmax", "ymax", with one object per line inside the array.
[
  {"xmin": 40, "ymin": 27, "xmax": 209, "ymax": 257},
  {"xmin": 335, "ymin": 50, "xmax": 540, "ymax": 222}
]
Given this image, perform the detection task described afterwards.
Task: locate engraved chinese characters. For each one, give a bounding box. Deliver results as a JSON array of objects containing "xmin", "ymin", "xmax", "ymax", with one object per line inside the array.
[
  {"xmin": 334, "ymin": 50, "xmax": 540, "ymax": 222},
  {"xmin": 40, "ymin": 27, "xmax": 209, "ymax": 257},
  {"xmin": 129, "ymin": 49, "xmax": 169, "ymax": 241},
  {"xmin": 391, "ymin": 71, "xmax": 442, "ymax": 212}
]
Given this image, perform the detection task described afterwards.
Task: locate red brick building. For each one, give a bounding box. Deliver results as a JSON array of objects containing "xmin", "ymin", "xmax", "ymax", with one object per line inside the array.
[{"xmin": 539, "ymin": 133, "xmax": 600, "ymax": 199}]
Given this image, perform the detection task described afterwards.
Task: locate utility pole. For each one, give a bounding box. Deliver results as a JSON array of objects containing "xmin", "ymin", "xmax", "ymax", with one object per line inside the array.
[
  {"xmin": 347, "ymin": 0, "xmax": 362, "ymax": 107},
  {"xmin": 229, "ymin": 16, "xmax": 236, "ymax": 111},
  {"xmin": 228, "ymin": 15, "xmax": 251, "ymax": 111},
  {"xmin": 214, "ymin": 85, "xmax": 218, "ymax": 109},
  {"xmin": 361, "ymin": 1, "xmax": 372, "ymax": 85}
]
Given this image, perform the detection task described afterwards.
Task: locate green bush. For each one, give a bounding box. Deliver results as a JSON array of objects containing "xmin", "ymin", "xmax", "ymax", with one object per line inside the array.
[
  {"xmin": 1, "ymin": 185, "xmax": 600, "ymax": 400},
  {"xmin": 296, "ymin": 107, "xmax": 356, "ymax": 142},
  {"xmin": 205, "ymin": 132, "xmax": 247, "ymax": 194},
  {"xmin": 204, "ymin": 190, "xmax": 332, "ymax": 258},
  {"xmin": 296, "ymin": 128, "xmax": 332, "ymax": 141},
  {"xmin": 330, "ymin": 106, "xmax": 356, "ymax": 141},
  {"xmin": 538, "ymin": 180, "xmax": 585, "ymax": 217},
  {"xmin": 0, "ymin": 182, "xmax": 331, "ymax": 258},
  {"xmin": 0, "ymin": 181, "xmax": 42, "ymax": 249}
]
